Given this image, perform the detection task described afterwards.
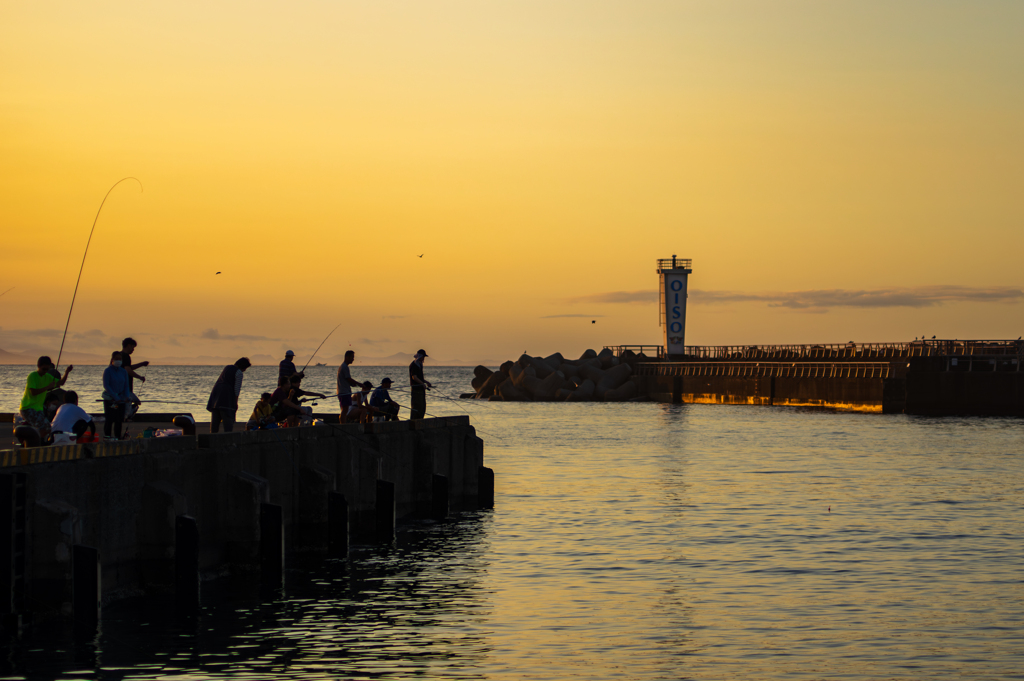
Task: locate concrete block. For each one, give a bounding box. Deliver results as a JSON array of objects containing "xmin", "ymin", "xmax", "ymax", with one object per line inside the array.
[
  {"xmin": 256, "ymin": 428, "xmax": 300, "ymax": 444},
  {"xmin": 198, "ymin": 432, "xmax": 244, "ymax": 449},
  {"xmin": 137, "ymin": 482, "xmax": 188, "ymax": 588},
  {"xmin": 225, "ymin": 471, "xmax": 269, "ymax": 567},
  {"xmin": 293, "ymin": 464, "xmax": 334, "ymax": 552},
  {"xmin": 30, "ymin": 499, "xmax": 81, "ymax": 616}
]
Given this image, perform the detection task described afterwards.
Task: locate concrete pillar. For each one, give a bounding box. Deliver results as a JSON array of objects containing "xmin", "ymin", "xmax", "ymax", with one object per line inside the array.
[
  {"xmin": 328, "ymin": 492, "xmax": 348, "ymax": 557},
  {"xmin": 175, "ymin": 515, "xmax": 199, "ymax": 611},
  {"xmin": 431, "ymin": 474, "xmax": 449, "ymax": 521},
  {"xmin": 30, "ymin": 499, "xmax": 81, "ymax": 617},
  {"xmin": 478, "ymin": 467, "xmax": 495, "ymax": 509},
  {"xmin": 0, "ymin": 473, "xmax": 26, "ymax": 634},
  {"xmin": 375, "ymin": 480, "xmax": 395, "ymax": 544},
  {"xmin": 138, "ymin": 482, "xmax": 188, "ymax": 588},
  {"xmin": 260, "ymin": 503, "xmax": 283, "ymax": 586},
  {"xmin": 72, "ymin": 545, "xmax": 100, "ymax": 630},
  {"xmin": 225, "ymin": 471, "xmax": 269, "ymax": 567},
  {"xmin": 294, "ymin": 464, "xmax": 334, "ymax": 553}
]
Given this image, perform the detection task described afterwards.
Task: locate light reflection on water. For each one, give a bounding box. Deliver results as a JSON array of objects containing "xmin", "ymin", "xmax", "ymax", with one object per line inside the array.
[{"xmin": 1, "ymin": 367, "xmax": 1023, "ymax": 679}]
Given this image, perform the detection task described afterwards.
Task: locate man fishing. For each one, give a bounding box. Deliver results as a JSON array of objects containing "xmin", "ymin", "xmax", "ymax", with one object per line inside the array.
[
  {"xmin": 279, "ymin": 350, "xmax": 303, "ymax": 381},
  {"xmin": 20, "ymin": 356, "xmax": 73, "ymax": 440},
  {"xmin": 121, "ymin": 337, "xmax": 149, "ymax": 418},
  {"xmin": 336, "ymin": 350, "xmax": 362, "ymax": 423},
  {"xmin": 370, "ymin": 377, "xmax": 401, "ymax": 421},
  {"xmin": 409, "ymin": 349, "xmax": 432, "ymax": 420}
]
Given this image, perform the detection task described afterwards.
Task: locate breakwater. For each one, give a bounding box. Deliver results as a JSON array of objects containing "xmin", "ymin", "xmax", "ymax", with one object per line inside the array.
[
  {"xmin": 0, "ymin": 415, "xmax": 490, "ymax": 629},
  {"xmin": 468, "ymin": 349, "xmax": 645, "ymax": 401},
  {"xmin": 627, "ymin": 339, "xmax": 1024, "ymax": 415}
]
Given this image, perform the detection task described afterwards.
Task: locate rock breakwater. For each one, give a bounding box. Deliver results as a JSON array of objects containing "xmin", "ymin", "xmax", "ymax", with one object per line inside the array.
[{"xmin": 465, "ymin": 348, "xmax": 654, "ymax": 402}]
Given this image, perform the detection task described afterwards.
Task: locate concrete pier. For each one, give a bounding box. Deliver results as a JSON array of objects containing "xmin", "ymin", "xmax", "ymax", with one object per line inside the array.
[{"xmin": 0, "ymin": 416, "xmax": 487, "ymax": 625}]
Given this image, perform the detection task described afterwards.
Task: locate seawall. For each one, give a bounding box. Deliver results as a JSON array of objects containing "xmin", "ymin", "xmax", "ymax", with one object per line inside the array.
[{"xmin": 0, "ymin": 416, "xmax": 490, "ymax": 626}]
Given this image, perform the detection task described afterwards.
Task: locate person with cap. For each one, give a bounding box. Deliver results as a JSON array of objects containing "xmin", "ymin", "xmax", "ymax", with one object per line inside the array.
[
  {"xmin": 206, "ymin": 357, "xmax": 252, "ymax": 433},
  {"xmin": 121, "ymin": 337, "xmax": 149, "ymax": 419},
  {"xmin": 370, "ymin": 377, "xmax": 401, "ymax": 421},
  {"xmin": 409, "ymin": 349, "xmax": 432, "ymax": 420},
  {"xmin": 20, "ymin": 355, "xmax": 73, "ymax": 441},
  {"xmin": 279, "ymin": 350, "xmax": 303, "ymax": 381}
]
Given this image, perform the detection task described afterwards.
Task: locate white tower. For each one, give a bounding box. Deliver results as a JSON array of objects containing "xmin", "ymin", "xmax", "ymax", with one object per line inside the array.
[{"xmin": 658, "ymin": 255, "xmax": 692, "ymax": 359}]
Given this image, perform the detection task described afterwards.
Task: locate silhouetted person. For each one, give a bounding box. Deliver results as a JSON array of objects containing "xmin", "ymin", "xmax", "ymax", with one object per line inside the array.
[{"xmin": 206, "ymin": 357, "xmax": 251, "ymax": 433}]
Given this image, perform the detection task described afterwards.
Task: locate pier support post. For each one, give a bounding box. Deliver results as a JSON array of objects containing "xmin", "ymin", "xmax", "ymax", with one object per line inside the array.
[
  {"xmin": 0, "ymin": 473, "xmax": 26, "ymax": 634},
  {"xmin": 327, "ymin": 492, "xmax": 348, "ymax": 557},
  {"xmin": 260, "ymin": 503, "xmax": 284, "ymax": 586},
  {"xmin": 226, "ymin": 471, "xmax": 269, "ymax": 567},
  {"xmin": 431, "ymin": 474, "xmax": 449, "ymax": 521},
  {"xmin": 72, "ymin": 545, "xmax": 100, "ymax": 630},
  {"xmin": 175, "ymin": 515, "xmax": 199, "ymax": 610},
  {"xmin": 375, "ymin": 480, "xmax": 395, "ymax": 544},
  {"xmin": 295, "ymin": 464, "xmax": 334, "ymax": 552},
  {"xmin": 138, "ymin": 482, "xmax": 187, "ymax": 588},
  {"xmin": 478, "ymin": 467, "xmax": 494, "ymax": 509}
]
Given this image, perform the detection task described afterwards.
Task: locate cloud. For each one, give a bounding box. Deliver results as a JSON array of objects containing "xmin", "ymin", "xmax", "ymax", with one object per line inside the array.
[
  {"xmin": 200, "ymin": 328, "xmax": 278, "ymax": 342},
  {"xmin": 541, "ymin": 314, "xmax": 607, "ymax": 319},
  {"xmin": 690, "ymin": 286, "xmax": 1024, "ymax": 311},
  {"xmin": 357, "ymin": 338, "xmax": 404, "ymax": 346},
  {"xmin": 565, "ymin": 286, "xmax": 1023, "ymax": 313},
  {"xmin": 567, "ymin": 290, "xmax": 658, "ymax": 304}
]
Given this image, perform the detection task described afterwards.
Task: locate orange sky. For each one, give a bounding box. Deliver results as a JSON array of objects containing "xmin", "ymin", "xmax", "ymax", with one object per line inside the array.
[{"xmin": 2, "ymin": 1, "xmax": 1022, "ymax": 364}]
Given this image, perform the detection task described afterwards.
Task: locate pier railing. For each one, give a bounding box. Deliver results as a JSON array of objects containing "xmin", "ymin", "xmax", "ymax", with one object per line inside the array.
[
  {"xmin": 610, "ymin": 339, "xmax": 1023, "ymax": 362},
  {"xmin": 636, "ymin": 362, "xmax": 895, "ymax": 379}
]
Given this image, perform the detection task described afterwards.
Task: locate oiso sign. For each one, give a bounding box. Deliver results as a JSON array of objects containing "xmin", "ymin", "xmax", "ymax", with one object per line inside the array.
[{"xmin": 658, "ymin": 257, "xmax": 692, "ymax": 358}]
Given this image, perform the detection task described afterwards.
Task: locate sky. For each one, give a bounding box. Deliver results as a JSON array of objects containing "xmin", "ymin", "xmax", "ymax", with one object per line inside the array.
[{"xmin": 2, "ymin": 1, "xmax": 1022, "ymax": 364}]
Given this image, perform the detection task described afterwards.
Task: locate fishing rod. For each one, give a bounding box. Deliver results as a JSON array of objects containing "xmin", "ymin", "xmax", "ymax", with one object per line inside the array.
[
  {"xmin": 0, "ymin": 286, "xmax": 13, "ymax": 298},
  {"xmin": 56, "ymin": 177, "xmax": 143, "ymax": 369},
  {"xmin": 300, "ymin": 321, "xmax": 343, "ymax": 373}
]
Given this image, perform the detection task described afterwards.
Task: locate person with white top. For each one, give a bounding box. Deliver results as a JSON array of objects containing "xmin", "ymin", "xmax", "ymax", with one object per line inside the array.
[{"xmin": 50, "ymin": 391, "xmax": 95, "ymax": 445}]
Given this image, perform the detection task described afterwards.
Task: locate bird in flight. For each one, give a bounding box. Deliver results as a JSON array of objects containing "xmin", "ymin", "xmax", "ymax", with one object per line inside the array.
[
  {"xmin": 215, "ymin": 272, "xmax": 221, "ymax": 275},
  {"xmin": 591, "ymin": 320, "xmax": 596, "ymax": 324},
  {"xmin": 418, "ymin": 254, "xmax": 424, "ymax": 258}
]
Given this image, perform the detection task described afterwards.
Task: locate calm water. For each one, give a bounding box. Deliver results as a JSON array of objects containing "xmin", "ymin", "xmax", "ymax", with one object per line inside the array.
[{"xmin": 1, "ymin": 366, "xmax": 1023, "ymax": 679}]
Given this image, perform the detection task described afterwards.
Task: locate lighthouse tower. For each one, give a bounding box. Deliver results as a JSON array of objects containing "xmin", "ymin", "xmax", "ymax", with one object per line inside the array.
[{"xmin": 657, "ymin": 256, "xmax": 692, "ymax": 360}]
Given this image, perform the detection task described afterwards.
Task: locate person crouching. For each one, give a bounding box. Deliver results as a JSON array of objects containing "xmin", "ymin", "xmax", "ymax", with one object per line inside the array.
[{"xmin": 50, "ymin": 391, "xmax": 96, "ymax": 445}]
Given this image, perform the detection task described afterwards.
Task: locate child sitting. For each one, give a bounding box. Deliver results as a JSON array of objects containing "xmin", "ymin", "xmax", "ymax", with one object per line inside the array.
[{"xmin": 246, "ymin": 393, "xmax": 277, "ymax": 430}]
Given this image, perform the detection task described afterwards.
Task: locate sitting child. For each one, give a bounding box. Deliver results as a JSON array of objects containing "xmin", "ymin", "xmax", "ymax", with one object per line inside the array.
[{"xmin": 246, "ymin": 392, "xmax": 277, "ymax": 430}]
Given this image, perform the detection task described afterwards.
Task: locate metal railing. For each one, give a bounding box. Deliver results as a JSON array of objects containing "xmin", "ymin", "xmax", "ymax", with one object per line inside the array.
[
  {"xmin": 604, "ymin": 345, "xmax": 665, "ymax": 359},
  {"xmin": 609, "ymin": 339, "xmax": 1023, "ymax": 362},
  {"xmin": 636, "ymin": 361, "xmax": 894, "ymax": 379},
  {"xmin": 656, "ymin": 257, "xmax": 692, "ymax": 271}
]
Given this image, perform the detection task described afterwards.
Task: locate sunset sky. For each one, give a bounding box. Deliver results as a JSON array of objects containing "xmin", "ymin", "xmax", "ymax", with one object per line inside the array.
[{"xmin": 2, "ymin": 1, "xmax": 1022, "ymax": 364}]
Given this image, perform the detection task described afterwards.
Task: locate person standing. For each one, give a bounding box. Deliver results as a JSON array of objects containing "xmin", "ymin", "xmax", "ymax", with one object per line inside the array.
[
  {"xmin": 279, "ymin": 350, "xmax": 303, "ymax": 381},
  {"xmin": 409, "ymin": 349, "xmax": 432, "ymax": 420},
  {"xmin": 206, "ymin": 357, "xmax": 251, "ymax": 433},
  {"xmin": 102, "ymin": 351, "xmax": 131, "ymax": 440},
  {"xmin": 20, "ymin": 355, "xmax": 73, "ymax": 439},
  {"xmin": 336, "ymin": 350, "xmax": 361, "ymax": 424},
  {"xmin": 121, "ymin": 337, "xmax": 149, "ymax": 418}
]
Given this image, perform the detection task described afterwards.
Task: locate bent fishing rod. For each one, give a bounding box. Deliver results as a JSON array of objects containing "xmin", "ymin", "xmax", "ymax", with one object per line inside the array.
[{"xmin": 56, "ymin": 177, "xmax": 143, "ymax": 369}]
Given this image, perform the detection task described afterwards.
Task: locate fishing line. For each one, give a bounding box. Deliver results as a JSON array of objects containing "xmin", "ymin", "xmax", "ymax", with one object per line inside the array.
[
  {"xmin": 56, "ymin": 177, "xmax": 143, "ymax": 369},
  {"xmin": 0, "ymin": 286, "xmax": 14, "ymax": 298},
  {"xmin": 300, "ymin": 321, "xmax": 343, "ymax": 373}
]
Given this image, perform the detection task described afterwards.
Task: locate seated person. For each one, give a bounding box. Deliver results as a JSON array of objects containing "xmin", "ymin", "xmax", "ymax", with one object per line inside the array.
[
  {"xmin": 347, "ymin": 381, "xmax": 382, "ymax": 424},
  {"xmin": 370, "ymin": 377, "xmax": 401, "ymax": 421},
  {"xmin": 50, "ymin": 391, "xmax": 96, "ymax": 445},
  {"xmin": 246, "ymin": 393, "xmax": 276, "ymax": 430},
  {"xmin": 269, "ymin": 376, "xmax": 305, "ymax": 427},
  {"xmin": 287, "ymin": 374, "xmax": 326, "ymax": 426}
]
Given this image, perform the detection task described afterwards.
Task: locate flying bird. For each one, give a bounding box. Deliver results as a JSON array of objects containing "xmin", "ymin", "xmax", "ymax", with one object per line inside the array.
[
  {"xmin": 215, "ymin": 272, "xmax": 221, "ymax": 275},
  {"xmin": 418, "ymin": 254, "xmax": 424, "ymax": 258},
  {"xmin": 591, "ymin": 320, "xmax": 596, "ymax": 324}
]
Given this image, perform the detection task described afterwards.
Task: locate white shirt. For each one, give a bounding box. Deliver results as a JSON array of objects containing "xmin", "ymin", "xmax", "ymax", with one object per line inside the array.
[
  {"xmin": 51, "ymin": 404, "xmax": 92, "ymax": 433},
  {"xmin": 337, "ymin": 363, "xmax": 353, "ymax": 396}
]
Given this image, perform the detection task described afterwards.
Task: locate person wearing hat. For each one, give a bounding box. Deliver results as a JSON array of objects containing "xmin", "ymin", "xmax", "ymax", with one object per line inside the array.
[
  {"xmin": 370, "ymin": 377, "xmax": 401, "ymax": 421},
  {"xmin": 279, "ymin": 350, "xmax": 303, "ymax": 381},
  {"xmin": 409, "ymin": 349, "xmax": 432, "ymax": 420}
]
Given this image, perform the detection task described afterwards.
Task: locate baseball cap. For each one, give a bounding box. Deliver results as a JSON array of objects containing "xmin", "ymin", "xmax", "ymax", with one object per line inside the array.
[
  {"xmin": 416, "ymin": 349, "xmax": 428, "ymax": 357},
  {"xmin": 381, "ymin": 377, "xmax": 393, "ymax": 384},
  {"xmin": 285, "ymin": 350, "xmax": 294, "ymax": 356}
]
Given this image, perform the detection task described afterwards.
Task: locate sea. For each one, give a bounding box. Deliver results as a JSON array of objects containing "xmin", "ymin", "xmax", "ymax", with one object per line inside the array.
[{"xmin": 1, "ymin": 364, "xmax": 1022, "ymax": 679}]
